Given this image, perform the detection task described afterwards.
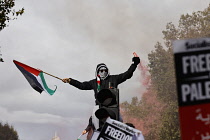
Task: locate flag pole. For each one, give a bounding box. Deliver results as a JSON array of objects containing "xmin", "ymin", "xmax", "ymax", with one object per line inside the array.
[
  {"xmin": 43, "ymin": 71, "xmax": 62, "ymax": 81},
  {"xmin": 77, "ymin": 133, "xmax": 83, "ymax": 140}
]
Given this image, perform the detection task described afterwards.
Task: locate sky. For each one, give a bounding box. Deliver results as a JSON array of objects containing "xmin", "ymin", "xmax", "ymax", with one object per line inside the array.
[{"xmin": 0, "ymin": 0, "xmax": 209, "ymax": 140}]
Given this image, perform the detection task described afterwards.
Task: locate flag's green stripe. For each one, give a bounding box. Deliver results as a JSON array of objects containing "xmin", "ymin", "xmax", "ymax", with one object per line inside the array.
[{"xmin": 39, "ymin": 72, "xmax": 57, "ymax": 95}]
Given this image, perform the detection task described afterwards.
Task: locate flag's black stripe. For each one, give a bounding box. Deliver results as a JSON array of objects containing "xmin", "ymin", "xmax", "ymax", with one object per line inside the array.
[{"xmin": 14, "ymin": 63, "xmax": 44, "ymax": 93}]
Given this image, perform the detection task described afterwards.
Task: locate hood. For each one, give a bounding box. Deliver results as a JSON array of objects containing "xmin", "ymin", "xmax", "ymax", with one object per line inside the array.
[{"xmin": 95, "ymin": 63, "xmax": 110, "ymax": 80}]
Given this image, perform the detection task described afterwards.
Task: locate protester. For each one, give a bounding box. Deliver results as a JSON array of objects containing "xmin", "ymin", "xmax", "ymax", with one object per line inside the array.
[{"xmin": 62, "ymin": 53, "xmax": 140, "ymax": 138}]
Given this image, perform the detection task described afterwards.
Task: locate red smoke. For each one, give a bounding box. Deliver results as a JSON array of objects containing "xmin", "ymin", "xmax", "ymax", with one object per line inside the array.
[
  {"xmin": 121, "ymin": 59, "xmax": 165, "ymax": 138},
  {"xmin": 138, "ymin": 60, "xmax": 151, "ymax": 87}
]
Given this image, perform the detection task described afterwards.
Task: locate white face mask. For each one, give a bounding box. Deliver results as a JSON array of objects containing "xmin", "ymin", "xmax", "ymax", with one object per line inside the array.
[{"xmin": 98, "ymin": 67, "xmax": 108, "ymax": 79}]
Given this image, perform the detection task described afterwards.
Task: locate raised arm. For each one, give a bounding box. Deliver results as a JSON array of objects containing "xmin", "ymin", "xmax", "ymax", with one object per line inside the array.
[{"xmin": 116, "ymin": 52, "xmax": 140, "ymax": 84}]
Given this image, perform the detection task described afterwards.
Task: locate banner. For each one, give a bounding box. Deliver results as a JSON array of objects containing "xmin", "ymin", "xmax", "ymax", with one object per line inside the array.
[{"xmin": 173, "ymin": 37, "xmax": 210, "ymax": 140}]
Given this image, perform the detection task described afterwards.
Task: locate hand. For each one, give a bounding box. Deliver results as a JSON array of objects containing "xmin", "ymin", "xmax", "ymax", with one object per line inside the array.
[
  {"xmin": 133, "ymin": 52, "xmax": 138, "ymax": 57},
  {"xmin": 62, "ymin": 78, "xmax": 70, "ymax": 83},
  {"xmin": 82, "ymin": 130, "xmax": 87, "ymax": 135},
  {"xmin": 132, "ymin": 52, "xmax": 140, "ymax": 65}
]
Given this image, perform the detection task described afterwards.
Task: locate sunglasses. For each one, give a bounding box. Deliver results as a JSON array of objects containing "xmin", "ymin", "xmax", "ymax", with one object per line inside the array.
[{"xmin": 99, "ymin": 69, "xmax": 108, "ymax": 73}]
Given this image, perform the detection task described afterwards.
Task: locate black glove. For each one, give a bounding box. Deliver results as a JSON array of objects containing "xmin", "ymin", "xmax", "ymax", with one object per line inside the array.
[{"xmin": 132, "ymin": 57, "xmax": 140, "ymax": 65}]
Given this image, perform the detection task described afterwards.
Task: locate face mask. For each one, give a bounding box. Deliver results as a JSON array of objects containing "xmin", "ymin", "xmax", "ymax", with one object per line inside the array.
[{"xmin": 98, "ymin": 68, "xmax": 108, "ymax": 79}]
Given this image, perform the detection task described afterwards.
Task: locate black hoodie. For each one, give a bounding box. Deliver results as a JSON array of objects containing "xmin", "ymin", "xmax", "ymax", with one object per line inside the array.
[{"xmin": 69, "ymin": 63, "xmax": 138, "ymax": 104}]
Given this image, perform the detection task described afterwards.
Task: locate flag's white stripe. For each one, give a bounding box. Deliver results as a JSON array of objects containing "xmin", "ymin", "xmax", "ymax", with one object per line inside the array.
[
  {"xmin": 37, "ymin": 75, "xmax": 49, "ymax": 93},
  {"xmin": 31, "ymin": 73, "xmax": 48, "ymax": 94}
]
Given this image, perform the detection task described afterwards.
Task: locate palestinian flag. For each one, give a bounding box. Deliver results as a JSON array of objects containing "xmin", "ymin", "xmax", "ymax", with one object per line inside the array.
[{"xmin": 13, "ymin": 60, "xmax": 57, "ymax": 95}]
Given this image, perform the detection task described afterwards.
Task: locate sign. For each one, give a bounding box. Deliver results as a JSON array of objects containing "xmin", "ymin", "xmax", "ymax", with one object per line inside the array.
[
  {"xmin": 91, "ymin": 117, "xmax": 144, "ymax": 140},
  {"xmin": 91, "ymin": 131, "xmax": 100, "ymax": 140},
  {"xmin": 173, "ymin": 38, "xmax": 210, "ymax": 140}
]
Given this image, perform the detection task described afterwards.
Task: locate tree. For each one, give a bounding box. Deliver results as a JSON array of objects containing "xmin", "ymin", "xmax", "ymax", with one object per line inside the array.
[
  {"xmin": 157, "ymin": 4, "xmax": 210, "ymax": 139},
  {"xmin": 0, "ymin": 0, "xmax": 24, "ymax": 31},
  {"xmin": 121, "ymin": 89, "xmax": 165, "ymax": 140},
  {"xmin": 0, "ymin": 122, "xmax": 19, "ymax": 140},
  {"xmin": 121, "ymin": 4, "xmax": 210, "ymax": 140}
]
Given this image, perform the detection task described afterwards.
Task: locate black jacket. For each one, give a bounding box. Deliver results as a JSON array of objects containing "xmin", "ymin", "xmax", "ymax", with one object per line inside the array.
[{"xmin": 69, "ymin": 63, "xmax": 138, "ymax": 104}]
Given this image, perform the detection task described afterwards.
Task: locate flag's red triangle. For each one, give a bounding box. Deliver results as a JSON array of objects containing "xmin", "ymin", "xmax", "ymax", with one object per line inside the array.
[{"xmin": 13, "ymin": 60, "xmax": 42, "ymax": 76}]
